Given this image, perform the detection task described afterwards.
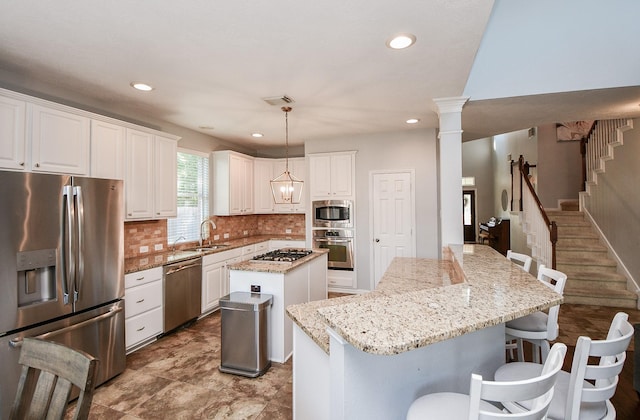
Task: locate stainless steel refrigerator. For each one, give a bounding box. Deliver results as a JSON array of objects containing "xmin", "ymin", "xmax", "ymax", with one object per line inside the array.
[{"xmin": 0, "ymin": 170, "xmax": 126, "ymax": 419}]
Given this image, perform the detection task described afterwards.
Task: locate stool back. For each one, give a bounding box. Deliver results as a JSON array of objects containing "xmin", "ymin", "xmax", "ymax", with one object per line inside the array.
[
  {"xmin": 470, "ymin": 343, "xmax": 566, "ymax": 419},
  {"xmin": 565, "ymin": 312, "xmax": 633, "ymax": 420}
]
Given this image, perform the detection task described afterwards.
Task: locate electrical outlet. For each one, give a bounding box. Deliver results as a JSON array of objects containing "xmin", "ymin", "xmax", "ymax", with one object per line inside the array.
[
  {"xmin": 243, "ymin": 230, "xmax": 248, "ymax": 236},
  {"xmin": 154, "ymin": 244, "xmax": 163, "ymax": 251},
  {"xmin": 251, "ymin": 285, "xmax": 261, "ymax": 293},
  {"xmin": 223, "ymin": 233, "xmax": 230, "ymax": 239},
  {"xmin": 285, "ymin": 228, "xmax": 292, "ymax": 234},
  {"xmin": 214, "ymin": 234, "xmax": 220, "ymax": 240},
  {"xmin": 139, "ymin": 245, "xmax": 149, "ymax": 253}
]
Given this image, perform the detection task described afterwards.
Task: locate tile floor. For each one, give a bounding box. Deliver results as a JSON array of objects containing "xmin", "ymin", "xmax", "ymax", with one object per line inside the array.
[
  {"xmin": 72, "ymin": 302, "xmax": 640, "ymax": 419},
  {"xmin": 75, "ymin": 313, "xmax": 292, "ymax": 419}
]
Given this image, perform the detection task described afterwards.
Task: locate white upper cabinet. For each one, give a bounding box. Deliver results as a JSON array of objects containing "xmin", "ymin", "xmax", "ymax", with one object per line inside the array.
[
  {"xmin": 254, "ymin": 158, "xmax": 275, "ymax": 213},
  {"xmin": 309, "ymin": 152, "xmax": 355, "ymax": 199},
  {"xmin": 153, "ymin": 135, "xmax": 177, "ymax": 218},
  {"xmin": 91, "ymin": 120, "xmax": 125, "ymax": 180},
  {"xmin": 213, "ymin": 150, "xmax": 254, "ymax": 215},
  {"xmin": 0, "ymin": 95, "xmax": 26, "ymax": 170},
  {"xmin": 30, "ymin": 104, "xmax": 90, "ymax": 175},
  {"xmin": 125, "ymin": 129, "xmax": 155, "ymax": 219},
  {"xmin": 125, "ymin": 130, "xmax": 177, "ymax": 220},
  {"xmin": 0, "ymin": 88, "xmax": 179, "ymax": 220},
  {"xmin": 253, "ymin": 157, "xmax": 306, "ymax": 214}
]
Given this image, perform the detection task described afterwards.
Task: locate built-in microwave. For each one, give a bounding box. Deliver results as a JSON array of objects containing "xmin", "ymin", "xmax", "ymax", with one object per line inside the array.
[{"xmin": 312, "ymin": 200, "xmax": 353, "ymax": 228}]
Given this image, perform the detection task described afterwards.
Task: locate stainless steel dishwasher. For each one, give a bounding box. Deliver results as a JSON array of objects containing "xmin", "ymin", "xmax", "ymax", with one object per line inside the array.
[{"xmin": 163, "ymin": 257, "xmax": 202, "ymax": 333}]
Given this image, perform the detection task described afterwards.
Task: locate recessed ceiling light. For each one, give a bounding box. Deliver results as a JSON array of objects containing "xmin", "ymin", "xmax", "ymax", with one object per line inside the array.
[
  {"xmin": 406, "ymin": 118, "xmax": 420, "ymax": 124},
  {"xmin": 130, "ymin": 82, "xmax": 154, "ymax": 91},
  {"xmin": 252, "ymin": 132, "xmax": 264, "ymax": 138},
  {"xmin": 386, "ymin": 33, "xmax": 416, "ymax": 50}
]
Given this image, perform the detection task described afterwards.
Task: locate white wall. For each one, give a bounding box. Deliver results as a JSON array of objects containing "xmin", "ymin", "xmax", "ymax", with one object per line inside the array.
[
  {"xmin": 537, "ymin": 123, "xmax": 581, "ymax": 208},
  {"xmin": 583, "ymin": 120, "xmax": 640, "ymax": 287},
  {"xmin": 464, "ymin": 0, "xmax": 640, "ymax": 100},
  {"xmin": 305, "ymin": 129, "xmax": 439, "ymax": 290},
  {"xmin": 462, "ymin": 137, "xmax": 494, "ymax": 226}
]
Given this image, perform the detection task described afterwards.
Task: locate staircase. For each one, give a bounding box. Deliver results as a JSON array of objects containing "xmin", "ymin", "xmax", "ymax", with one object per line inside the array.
[{"xmin": 548, "ymin": 209, "xmax": 637, "ymax": 308}]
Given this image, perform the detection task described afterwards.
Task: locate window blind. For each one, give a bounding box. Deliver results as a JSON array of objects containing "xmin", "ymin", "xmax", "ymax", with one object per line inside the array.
[{"xmin": 167, "ymin": 150, "xmax": 209, "ymax": 244}]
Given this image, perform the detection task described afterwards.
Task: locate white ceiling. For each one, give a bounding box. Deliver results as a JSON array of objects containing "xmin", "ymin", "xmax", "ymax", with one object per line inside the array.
[{"xmin": 1, "ymin": 0, "xmax": 639, "ymax": 150}]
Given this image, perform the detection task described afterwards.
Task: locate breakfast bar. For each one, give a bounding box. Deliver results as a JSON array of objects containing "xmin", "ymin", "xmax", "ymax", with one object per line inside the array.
[{"xmin": 286, "ymin": 244, "xmax": 563, "ymax": 420}]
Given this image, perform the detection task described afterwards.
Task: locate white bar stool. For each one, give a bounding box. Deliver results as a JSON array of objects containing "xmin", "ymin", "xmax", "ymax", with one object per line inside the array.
[
  {"xmin": 505, "ymin": 264, "xmax": 567, "ymax": 363},
  {"xmin": 506, "ymin": 250, "xmax": 533, "ymax": 273},
  {"xmin": 405, "ymin": 343, "xmax": 567, "ymax": 420},
  {"xmin": 495, "ymin": 312, "xmax": 633, "ymax": 420}
]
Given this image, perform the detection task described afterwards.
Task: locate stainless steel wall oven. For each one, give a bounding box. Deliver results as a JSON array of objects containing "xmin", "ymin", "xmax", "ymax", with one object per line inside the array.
[
  {"xmin": 312, "ymin": 229, "xmax": 354, "ymax": 270},
  {"xmin": 312, "ymin": 200, "xmax": 353, "ymax": 228}
]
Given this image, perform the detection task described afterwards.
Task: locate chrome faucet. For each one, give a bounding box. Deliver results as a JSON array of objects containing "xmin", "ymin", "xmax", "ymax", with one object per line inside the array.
[
  {"xmin": 171, "ymin": 235, "xmax": 186, "ymax": 252},
  {"xmin": 200, "ymin": 219, "xmax": 217, "ymax": 247}
]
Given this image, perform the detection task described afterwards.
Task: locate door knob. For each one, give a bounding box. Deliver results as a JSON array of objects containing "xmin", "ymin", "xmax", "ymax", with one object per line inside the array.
[{"xmin": 375, "ymin": 238, "xmax": 380, "ymax": 243}]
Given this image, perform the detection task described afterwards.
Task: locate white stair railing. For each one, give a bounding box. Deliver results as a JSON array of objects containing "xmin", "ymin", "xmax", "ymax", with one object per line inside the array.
[
  {"xmin": 518, "ymin": 156, "xmax": 557, "ymax": 269},
  {"xmin": 584, "ymin": 118, "xmax": 633, "ymax": 188}
]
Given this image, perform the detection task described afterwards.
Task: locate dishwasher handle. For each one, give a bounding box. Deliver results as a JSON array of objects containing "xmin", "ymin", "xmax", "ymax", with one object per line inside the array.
[{"xmin": 164, "ymin": 259, "xmax": 202, "ymax": 276}]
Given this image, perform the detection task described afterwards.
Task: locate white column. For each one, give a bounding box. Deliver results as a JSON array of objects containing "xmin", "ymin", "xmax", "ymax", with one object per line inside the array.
[{"xmin": 433, "ymin": 97, "xmax": 468, "ymax": 255}]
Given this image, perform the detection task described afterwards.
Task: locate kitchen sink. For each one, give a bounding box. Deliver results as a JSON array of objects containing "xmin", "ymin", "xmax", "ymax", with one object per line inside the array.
[{"xmin": 189, "ymin": 244, "xmax": 230, "ymax": 252}]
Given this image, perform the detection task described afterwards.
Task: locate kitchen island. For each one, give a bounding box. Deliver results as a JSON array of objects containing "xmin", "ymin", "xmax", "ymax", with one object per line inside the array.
[
  {"xmin": 228, "ymin": 249, "xmax": 328, "ymax": 363},
  {"xmin": 286, "ymin": 244, "xmax": 563, "ymax": 420}
]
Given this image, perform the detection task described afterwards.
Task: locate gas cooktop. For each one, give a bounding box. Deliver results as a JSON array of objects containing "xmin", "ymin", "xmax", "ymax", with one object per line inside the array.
[{"xmin": 251, "ymin": 248, "xmax": 313, "ymax": 264}]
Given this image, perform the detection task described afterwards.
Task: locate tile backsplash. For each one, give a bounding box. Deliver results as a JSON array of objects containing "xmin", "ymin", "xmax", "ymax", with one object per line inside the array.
[{"xmin": 124, "ymin": 214, "xmax": 305, "ymax": 258}]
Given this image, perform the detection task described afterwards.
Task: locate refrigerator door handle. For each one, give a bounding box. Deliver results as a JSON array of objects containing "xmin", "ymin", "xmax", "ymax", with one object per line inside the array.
[
  {"xmin": 61, "ymin": 185, "xmax": 76, "ymax": 305},
  {"xmin": 74, "ymin": 185, "xmax": 85, "ymax": 302},
  {"xmin": 8, "ymin": 305, "xmax": 124, "ymax": 348}
]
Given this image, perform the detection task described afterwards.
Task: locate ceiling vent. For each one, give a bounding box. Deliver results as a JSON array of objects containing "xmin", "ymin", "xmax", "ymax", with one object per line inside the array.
[{"xmin": 262, "ymin": 95, "xmax": 294, "ymax": 106}]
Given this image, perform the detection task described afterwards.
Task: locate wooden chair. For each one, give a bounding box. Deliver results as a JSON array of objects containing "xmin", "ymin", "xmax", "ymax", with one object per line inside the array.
[
  {"xmin": 406, "ymin": 343, "xmax": 567, "ymax": 420},
  {"xmin": 506, "ymin": 250, "xmax": 533, "ymax": 273},
  {"xmin": 495, "ymin": 312, "xmax": 634, "ymax": 420},
  {"xmin": 505, "ymin": 265, "xmax": 567, "ymax": 363},
  {"xmin": 10, "ymin": 338, "xmax": 99, "ymax": 420}
]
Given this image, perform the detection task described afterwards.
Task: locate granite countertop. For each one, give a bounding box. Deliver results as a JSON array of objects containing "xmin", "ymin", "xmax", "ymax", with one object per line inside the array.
[
  {"xmin": 124, "ymin": 234, "xmax": 305, "ymax": 274},
  {"xmin": 227, "ymin": 249, "xmax": 329, "ymax": 274},
  {"xmin": 286, "ymin": 244, "xmax": 563, "ymax": 356}
]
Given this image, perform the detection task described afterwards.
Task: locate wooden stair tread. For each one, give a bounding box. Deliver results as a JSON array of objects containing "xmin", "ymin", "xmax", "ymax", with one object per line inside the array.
[{"xmin": 556, "ymin": 256, "xmax": 617, "ymax": 266}]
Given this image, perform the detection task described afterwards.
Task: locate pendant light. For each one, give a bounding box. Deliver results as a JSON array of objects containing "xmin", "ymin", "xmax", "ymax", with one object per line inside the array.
[{"xmin": 270, "ymin": 106, "xmax": 303, "ymax": 204}]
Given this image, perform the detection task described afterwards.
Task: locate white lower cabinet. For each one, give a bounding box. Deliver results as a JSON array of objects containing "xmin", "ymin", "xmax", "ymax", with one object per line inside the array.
[
  {"xmin": 201, "ymin": 248, "xmax": 243, "ymax": 314},
  {"xmin": 124, "ymin": 267, "xmax": 163, "ymax": 353},
  {"xmin": 269, "ymin": 239, "xmax": 306, "ymax": 250}
]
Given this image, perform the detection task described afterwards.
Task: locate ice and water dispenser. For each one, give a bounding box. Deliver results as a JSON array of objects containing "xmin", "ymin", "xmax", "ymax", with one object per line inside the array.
[{"xmin": 16, "ymin": 249, "xmax": 57, "ymax": 307}]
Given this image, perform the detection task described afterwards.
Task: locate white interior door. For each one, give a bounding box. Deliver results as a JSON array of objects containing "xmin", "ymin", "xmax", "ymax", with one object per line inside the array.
[{"xmin": 372, "ymin": 171, "xmax": 415, "ymax": 287}]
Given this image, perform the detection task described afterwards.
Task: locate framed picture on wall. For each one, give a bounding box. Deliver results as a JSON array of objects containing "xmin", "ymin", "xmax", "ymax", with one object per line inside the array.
[{"xmin": 556, "ymin": 120, "xmax": 595, "ymax": 141}]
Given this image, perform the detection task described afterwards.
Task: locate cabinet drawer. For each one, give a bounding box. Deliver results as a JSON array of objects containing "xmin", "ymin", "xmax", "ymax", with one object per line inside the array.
[
  {"xmin": 125, "ymin": 307, "xmax": 163, "ymax": 349},
  {"xmin": 125, "ymin": 280, "xmax": 162, "ymax": 318},
  {"xmin": 125, "ymin": 266, "xmax": 162, "ymax": 288},
  {"xmin": 241, "ymin": 244, "xmax": 255, "ymax": 257},
  {"xmin": 254, "ymin": 241, "xmax": 269, "ymax": 253},
  {"xmin": 202, "ymin": 247, "xmax": 243, "ymax": 265},
  {"xmin": 270, "ymin": 239, "xmax": 306, "ymax": 250}
]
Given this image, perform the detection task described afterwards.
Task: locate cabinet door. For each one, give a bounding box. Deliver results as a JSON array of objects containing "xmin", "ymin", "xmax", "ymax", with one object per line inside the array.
[
  {"xmin": 91, "ymin": 120, "xmax": 125, "ymax": 180},
  {"xmin": 290, "ymin": 157, "xmax": 307, "ymax": 212},
  {"xmin": 228, "ymin": 154, "xmax": 244, "ymax": 214},
  {"xmin": 242, "ymin": 157, "xmax": 254, "ymax": 213},
  {"xmin": 154, "ymin": 135, "xmax": 177, "ymax": 218},
  {"xmin": 0, "ymin": 95, "xmax": 26, "ymax": 170},
  {"xmin": 30, "ymin": 104, "xmax": 90, "ymax": 175},
  {"xmin": 309, "ymin": 155, "xmax": 332, "ymax": 197},
  {"xmin": 223, "ymin": 257, "xmax": 242, "ymax": 297},
  {"xmin": 202, "ymin": 261, "xmax": 224, "ymax": 313},
  {"xmin": 330, "ymin": 154, "xmax": 353, "ymax": 197},
  {"xmin": 254, "ymin": 159, "xmax": 274, "ymax": 213},
  {"xmin": 125, "ymin": 129, "xmax": 154, "ymax": 219}
]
